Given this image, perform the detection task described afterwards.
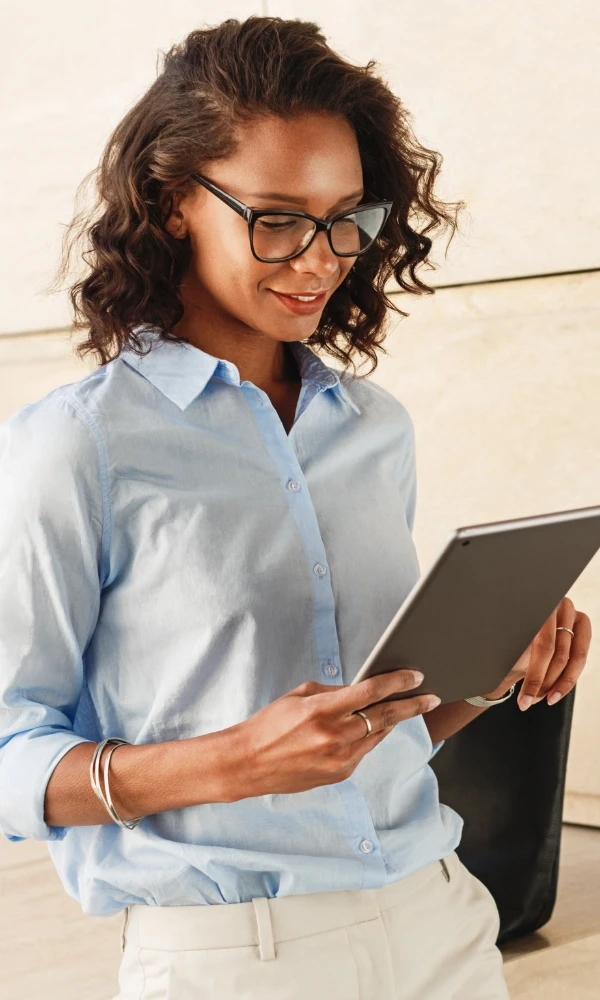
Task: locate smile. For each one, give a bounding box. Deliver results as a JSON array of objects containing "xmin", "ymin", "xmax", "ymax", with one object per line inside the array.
[{"xmin": 268, "ymin": 290, "xmax": 328, "ymax": 314}]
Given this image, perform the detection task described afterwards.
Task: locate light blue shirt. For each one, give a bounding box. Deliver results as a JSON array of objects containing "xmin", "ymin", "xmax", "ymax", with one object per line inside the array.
[{"xmin": 0, "ymin": 325, "xmax": 462, "ymax": 917}]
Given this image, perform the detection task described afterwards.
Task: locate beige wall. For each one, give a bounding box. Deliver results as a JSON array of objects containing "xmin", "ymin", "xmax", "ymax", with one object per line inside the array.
[
  {"xmin": 274, "ymin": 0, "xmax": 600, "ymax": 286},
  {"xmin": 2, "ymin": 1, "xmax": 599, "ymax": 334},
  {"xmin": 1, "ymin": 0, "xmax": 263, "ymax": 335}
]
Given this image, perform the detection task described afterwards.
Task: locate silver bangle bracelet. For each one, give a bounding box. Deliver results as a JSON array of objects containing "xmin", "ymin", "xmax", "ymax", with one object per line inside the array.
[
  {"xmin": 464, "ymin": 684, "xmax": 516, "ymax": 709},
  {"xmin": 89, "ymin": 738, "xmax": 143, "ymax": 831}
]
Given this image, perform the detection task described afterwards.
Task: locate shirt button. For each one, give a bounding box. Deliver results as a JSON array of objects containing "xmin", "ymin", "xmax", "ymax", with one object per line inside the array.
[
  {"xmin": 324, "ymin": 662, "xmax": 338, "ymax": 677},
  {"xmin": 287, "ymin": 479, "xmax": 301, "ymax": 492},
  {"xmin": 359, "ymin": 839, "xmax": 374, "ymax": 854},
  {"xmin": 313, "ymin": 563, "xmax": 327, "ymax": 577}
]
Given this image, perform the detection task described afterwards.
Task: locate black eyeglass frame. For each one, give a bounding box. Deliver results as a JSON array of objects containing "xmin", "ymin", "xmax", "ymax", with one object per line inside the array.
[{"xmin": 190, "ymin": 172, "xmax": 393, "ymax": 263}]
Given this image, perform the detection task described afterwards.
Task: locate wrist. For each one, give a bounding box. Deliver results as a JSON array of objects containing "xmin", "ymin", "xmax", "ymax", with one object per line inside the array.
[
  {"xmin": 482, "ymin": 688, "xmax": 509, "ymax": 702},
  {"xmin": 482, "ymin": 678, "xmax": 520, "ymax": 701},
  {"xmin": 191, "ymin": 726, "xmax": 248, "ymax": 805}
]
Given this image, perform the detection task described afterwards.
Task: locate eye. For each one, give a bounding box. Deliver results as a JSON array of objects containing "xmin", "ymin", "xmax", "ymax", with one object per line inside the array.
[
  {"xmin": 255, "ymin": 219, "xmax": 298, "ymax": 231},
  {"xmin": 255, "ymin": 215, "xmax": 302, "ymax": 230}
]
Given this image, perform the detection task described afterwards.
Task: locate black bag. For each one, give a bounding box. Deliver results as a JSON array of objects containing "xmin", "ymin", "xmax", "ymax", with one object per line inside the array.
[{"xmin": 430, "ymin": 684, "xmax": 576, "ymax": 945}]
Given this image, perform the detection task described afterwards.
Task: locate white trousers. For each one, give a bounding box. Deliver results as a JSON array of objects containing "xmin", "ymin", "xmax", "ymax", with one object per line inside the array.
[{"xmin": 112, "ymin": 851, "xmax": 510, "ymax": 999}]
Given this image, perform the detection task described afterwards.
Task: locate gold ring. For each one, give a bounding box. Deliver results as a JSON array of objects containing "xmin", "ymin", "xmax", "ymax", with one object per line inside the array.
[
  {"xmin": 556, "ymin": 626, "xmax": 575, "ymax": 637},
  {"xmin": 354, "ymin": 710, "xmax": 372, "ymax": 737}
]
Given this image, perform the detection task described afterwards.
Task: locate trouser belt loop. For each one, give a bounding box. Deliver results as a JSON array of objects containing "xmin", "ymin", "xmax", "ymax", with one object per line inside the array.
[
  {"xmin": 440, "ymin": 858, "xmax": 451, "ymax": 882},
  {"xmin": 251, "ymin": 897, "xmax": 276, "ymax": 961}
]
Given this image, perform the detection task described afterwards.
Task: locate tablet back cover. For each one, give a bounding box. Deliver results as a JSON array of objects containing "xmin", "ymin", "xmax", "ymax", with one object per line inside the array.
[{"xmin": 366, "ymin": 508, "xmax": 600, "ymax": 704}]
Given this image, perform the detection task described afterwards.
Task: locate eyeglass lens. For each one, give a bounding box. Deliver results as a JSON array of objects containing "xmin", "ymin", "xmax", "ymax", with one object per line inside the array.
[{"xmin": 251, "ymin": 206, "xmax": 387, "ymax": 261}]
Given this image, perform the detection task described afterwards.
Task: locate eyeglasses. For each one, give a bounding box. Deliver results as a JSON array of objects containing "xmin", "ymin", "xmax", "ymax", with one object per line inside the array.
[{"xmin": 190, "ymin": 172, "xmax": 393, "ymax": 264}]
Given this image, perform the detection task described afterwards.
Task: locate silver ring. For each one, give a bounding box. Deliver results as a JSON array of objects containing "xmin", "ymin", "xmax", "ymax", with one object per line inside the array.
[
  {"xmin": 353, "ymin": 710, "xmax": 372, "ymax": 737},
  {"xmin": 556, "ymin": 626, "xmax": 575, "ymax": 637}
]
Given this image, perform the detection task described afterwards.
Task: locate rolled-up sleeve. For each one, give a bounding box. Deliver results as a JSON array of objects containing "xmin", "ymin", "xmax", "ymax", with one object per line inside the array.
[{"xmin": 0, "ymin": 394, "xmax": 106, "ymax": 841}]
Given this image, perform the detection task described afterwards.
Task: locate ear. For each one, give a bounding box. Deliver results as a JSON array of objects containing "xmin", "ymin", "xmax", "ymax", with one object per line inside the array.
[
  {"xmin": 164, "ymin": 207, "xmax": 188, "ymax": 240},
  {"xmin": 161, "ymin": 189, "xmax": 188, "ymax": 240}
]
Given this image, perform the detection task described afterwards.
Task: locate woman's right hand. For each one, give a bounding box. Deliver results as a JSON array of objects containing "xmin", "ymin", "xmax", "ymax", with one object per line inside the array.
[{"xmin": 222, "ymin": 669, "xmax": 440, "ymax": 801}]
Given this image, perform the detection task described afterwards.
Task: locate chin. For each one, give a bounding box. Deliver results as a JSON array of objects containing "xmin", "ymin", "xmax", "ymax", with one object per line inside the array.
[{"xmin": 258, "ymin": 311, "xmax": 322, "ymax": 339}]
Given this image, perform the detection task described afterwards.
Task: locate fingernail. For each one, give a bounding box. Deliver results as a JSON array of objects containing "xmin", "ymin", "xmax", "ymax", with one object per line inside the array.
[
  {"xmin": 547, "ymin": 692, "xmax": 562, "ymax": 706},
  {"xmin": 426, "ymin": 696, "xmax": 441, "ymax": 710},
  {"xmin": 412, "ymin": 671, "xmax": 424, "ymax": 684},
  {"xmin": 519, "ymin": 695, "xmax": 533, "ymax": 712}
]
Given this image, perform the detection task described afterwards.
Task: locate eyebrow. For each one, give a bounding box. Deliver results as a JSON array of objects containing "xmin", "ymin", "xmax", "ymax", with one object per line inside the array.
[{"xmin": 247, "ymin": 188, "xmax": 365, "ymax": 211}]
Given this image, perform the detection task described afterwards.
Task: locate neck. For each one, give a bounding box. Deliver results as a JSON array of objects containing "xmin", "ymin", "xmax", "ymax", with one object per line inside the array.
[{"xmin": 171, "ymin": 285, "xmax": 300, "ymax": 390}]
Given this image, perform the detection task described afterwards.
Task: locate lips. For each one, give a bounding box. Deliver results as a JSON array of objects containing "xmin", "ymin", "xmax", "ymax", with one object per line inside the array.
[
  {"xmin": 271, "ymin": 290, "xmax": 331, "ymax": 297},
  {"xmin": 268, "ymin": 289, "xmax": 329, "ymax": 315}
]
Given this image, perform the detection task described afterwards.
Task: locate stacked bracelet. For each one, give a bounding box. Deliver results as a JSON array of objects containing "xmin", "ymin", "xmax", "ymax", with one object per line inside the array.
[{"xmin": 89, "ymin": 738, "xmax": 143, "ymax": 831}]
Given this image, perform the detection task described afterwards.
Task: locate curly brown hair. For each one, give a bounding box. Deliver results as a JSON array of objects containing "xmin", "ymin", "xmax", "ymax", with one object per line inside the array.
[{"xmin": 52, "ymin": 15, "xmax": 462, "ymax": 376}]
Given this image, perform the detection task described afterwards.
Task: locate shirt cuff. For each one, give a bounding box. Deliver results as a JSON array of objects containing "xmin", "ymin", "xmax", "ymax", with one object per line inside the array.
[
  {"xmin": 429, "ymin": 739, "xmax": 445, "ymax": 760},
  {"xmin": 0, "ymin": 729, "xmax": 92, "ymax": 842}
]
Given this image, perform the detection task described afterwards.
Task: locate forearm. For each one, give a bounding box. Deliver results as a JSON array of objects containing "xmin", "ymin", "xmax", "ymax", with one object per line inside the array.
[
  {"xmin": 423, "ymin": 678, "xmax": 514, "ymax": 744},
  {"xmin": 43, "ymin": 727, "xmax": 242, "ymax": 828},
  {"xmin": 423, "ymin": 699, "xmax": 489, "ymax": 744}
]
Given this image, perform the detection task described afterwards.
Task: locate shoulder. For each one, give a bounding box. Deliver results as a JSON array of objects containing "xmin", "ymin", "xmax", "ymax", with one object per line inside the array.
[
  {"xmin": 0, "ymin": 374, "xmax": 111, "ymax": 583},
  {"xmin": 338, "ymin": 369, "xmax": 415, "ymax": 435},
  {"xmin": 0, "ymin": 370, "xmax": 110, "ymax": 492}
]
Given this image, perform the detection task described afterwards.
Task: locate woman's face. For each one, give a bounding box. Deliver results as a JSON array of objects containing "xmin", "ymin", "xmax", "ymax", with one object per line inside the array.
[{"xmin": 166, "ymin": 112, "xmax": 364, "ymax": 346}]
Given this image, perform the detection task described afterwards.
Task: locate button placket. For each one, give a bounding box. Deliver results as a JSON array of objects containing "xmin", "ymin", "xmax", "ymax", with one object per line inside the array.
[
  {"xmin": 237, "ymin": 389, "xmax": 390, "ymax": 882},
  {"xmin": 244, "ymin": 392, "xmax": 343, "ymax": 690}
]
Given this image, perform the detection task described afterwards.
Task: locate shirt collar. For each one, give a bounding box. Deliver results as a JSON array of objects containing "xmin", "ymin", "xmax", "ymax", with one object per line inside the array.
[{"xmin": 119, "ymin": 325, "xmax": 361, "ymax": 415}]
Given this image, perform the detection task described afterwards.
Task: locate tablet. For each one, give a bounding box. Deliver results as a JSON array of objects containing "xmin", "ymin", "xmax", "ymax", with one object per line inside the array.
[{"xmin": 350, "ymin": 504, "xmax": 600, "ymax": 706}]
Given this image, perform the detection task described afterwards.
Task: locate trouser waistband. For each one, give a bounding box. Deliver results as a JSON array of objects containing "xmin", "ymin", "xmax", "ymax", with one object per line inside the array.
[{"xmin": 123, "ymin": 852, "xmax": 458, "ymax": 962}]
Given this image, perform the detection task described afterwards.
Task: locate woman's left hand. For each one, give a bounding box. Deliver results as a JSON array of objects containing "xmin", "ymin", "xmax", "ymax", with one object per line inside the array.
[{"xmin": 483, "ymin": 597, "xmax": 592, "ymax": 711}]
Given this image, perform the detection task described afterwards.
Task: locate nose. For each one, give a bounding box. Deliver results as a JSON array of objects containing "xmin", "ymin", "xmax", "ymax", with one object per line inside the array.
[{"xmin": 289, "ymin": 229, "xmax": 339, "ymax": 280}]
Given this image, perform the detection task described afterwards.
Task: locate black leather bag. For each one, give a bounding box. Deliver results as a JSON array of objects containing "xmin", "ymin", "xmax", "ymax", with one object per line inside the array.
[{"xmin": 430, "ymin": 685, "xmax": 576, "ymax": 945}]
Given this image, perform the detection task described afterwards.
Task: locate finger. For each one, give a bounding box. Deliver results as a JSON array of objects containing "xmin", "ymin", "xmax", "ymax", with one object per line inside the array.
[
  {"xmin": 518, "ymin": 606, "xmax": 558, "ymax": 710},
  {"xmin": 332, "ymin": 668, "xmax": 425, "ymax": 717},
  {"xmin": 546, "ymin": 610, "xmax": 592, "ymax": 706},
  {"xmin": 348, "ymin": 694, "xmax": 440, "ymax": 742},
  {"xmin": 374, "ymin": 693, "xmax": 441, "ymax": 730},
  {"xmin": 535, "ymin": 597, "xmax": 577, "ymax": 696},
  {"xmin": 347, "ymin": 724, "xmax": 397, "ymax": 763}
]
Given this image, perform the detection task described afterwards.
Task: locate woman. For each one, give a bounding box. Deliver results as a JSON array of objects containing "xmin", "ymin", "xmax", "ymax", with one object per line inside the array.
[{"xmin": 0, "ymin": 16, "xmax": 591, "ymax": 1000}]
